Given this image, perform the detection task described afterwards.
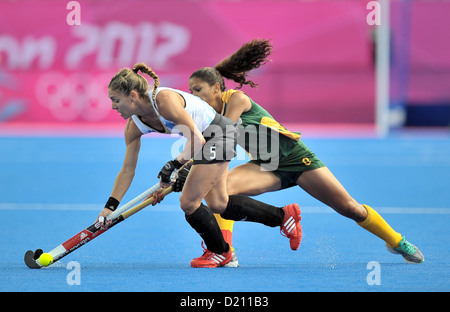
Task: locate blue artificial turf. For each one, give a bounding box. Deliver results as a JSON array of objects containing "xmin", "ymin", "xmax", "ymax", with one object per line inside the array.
[{"xmin": 1, "ymin": 134, "xmax": 449, "ymax": 293}]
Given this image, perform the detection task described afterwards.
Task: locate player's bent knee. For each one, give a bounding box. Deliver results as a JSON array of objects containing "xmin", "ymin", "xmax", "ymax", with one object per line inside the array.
[
  {"xmin": 205, "ymin": 196, "xmax": 229, "ymax": 214},
  {"xmin": 179, "ymin": 193, "xmax": 202, "ymax": 215},
  {"xmin": 207, "ymin": 202, "xmax": 227, "ymax": 214}
]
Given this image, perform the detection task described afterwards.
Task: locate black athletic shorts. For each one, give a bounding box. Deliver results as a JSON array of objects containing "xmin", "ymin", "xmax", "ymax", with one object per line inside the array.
[{"xmin": 193, "ymin": 114, "xmax": 238, "ymax": 164}]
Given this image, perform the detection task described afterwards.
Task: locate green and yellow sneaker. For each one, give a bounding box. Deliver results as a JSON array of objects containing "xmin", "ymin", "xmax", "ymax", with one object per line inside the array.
[{"xmin": 386, "ymin": 237, "xmax": 424, "ymax": 263}]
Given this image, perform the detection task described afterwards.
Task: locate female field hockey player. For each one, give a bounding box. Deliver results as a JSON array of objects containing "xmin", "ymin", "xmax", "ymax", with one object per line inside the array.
[
  {"xmin": 96, "ymin": 62, "xmax": 302, "ymax": 268},
  {"xmin": 182, "ymin": 39, "xmax": 423, "ymax": 265}
]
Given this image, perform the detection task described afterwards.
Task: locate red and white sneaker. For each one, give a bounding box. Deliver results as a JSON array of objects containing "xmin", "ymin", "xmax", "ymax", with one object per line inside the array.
[
  {"xmin": 191, "ymin": 242, "xmax": 233, "ymax": 268},
  {"xmin": 280, "ymin": 203, "xmax": 302, "ymax": 250}
]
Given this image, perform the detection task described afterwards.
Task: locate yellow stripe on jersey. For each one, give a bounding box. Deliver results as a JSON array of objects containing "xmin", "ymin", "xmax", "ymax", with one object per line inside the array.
[
  {"xmin": 221, "ymin": 89, "xmax": 301, "ymax": 142},
  {"xmin": 221, "ymin": 89, "xmax": 243, "ymax": 107},
  {"xmin": 261, "ymin": 117, "xmax": 301, "ymax": 141}
]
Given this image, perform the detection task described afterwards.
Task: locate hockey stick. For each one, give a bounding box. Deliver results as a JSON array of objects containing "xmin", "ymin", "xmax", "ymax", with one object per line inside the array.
[{"xmin": 24, "ymin": 183, "xmax": 173, "ymax": 269}]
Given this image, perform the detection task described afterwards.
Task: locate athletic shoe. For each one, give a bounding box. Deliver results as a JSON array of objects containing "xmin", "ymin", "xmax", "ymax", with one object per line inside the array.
[
  {"xmin": 386, "ymin": 237, "xmax": 424, "ymax": 263},
  {"xmin": 191, "ymin": 243, "xmax": 233, "ymax": 268},
  {"xmin": 224, "ymin": 250, "xmax": 239, "ymax": 268},
  {"xmin": 280, "ymin": 203, "xmax": 302, "ymax": 250}
]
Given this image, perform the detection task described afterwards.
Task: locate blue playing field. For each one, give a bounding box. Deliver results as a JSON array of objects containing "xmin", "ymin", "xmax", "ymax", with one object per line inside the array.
[{"xmin": 1, "ymin": 130, "xmax": 449, "ymax": 294}]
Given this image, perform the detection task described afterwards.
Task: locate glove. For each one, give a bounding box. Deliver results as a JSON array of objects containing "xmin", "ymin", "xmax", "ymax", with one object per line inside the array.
[
  {"xmin": 173, "ymin": 161, "xmax": 192, "ymax": 192},
  {"xmin": 158, "ymin": 159, "xmax": 182, "ymax": 184}
]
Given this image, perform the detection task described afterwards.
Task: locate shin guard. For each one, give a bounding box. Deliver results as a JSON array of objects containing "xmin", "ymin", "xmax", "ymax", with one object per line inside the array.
[
  {"xmin": 220, "ymin": 195, "xmax": 284, "ymax": 227},
  {"xmin": 185, "ymin": 203, "xmax": 229, "ymax": 254}
]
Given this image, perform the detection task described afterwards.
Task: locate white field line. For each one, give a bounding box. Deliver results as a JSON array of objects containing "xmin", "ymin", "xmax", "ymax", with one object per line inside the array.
[{"xmin": 1, "ymin": 203, "xmax": 449, "ymax": 214}]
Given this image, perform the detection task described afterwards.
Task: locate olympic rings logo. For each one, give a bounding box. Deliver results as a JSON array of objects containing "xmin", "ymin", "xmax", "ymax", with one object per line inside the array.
[{"xmin": 35, "ymin": 71, "xmax": 114, "ymax": 122}]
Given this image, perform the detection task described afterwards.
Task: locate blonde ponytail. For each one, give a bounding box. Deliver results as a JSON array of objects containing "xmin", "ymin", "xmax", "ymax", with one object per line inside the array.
[
  {"xmin": 108, "ymin": 62, "xmax": 160, "ymax": 103},
  {"xmin": 133, "ymin": 63, "xmax": 160, "ymax": 103}
]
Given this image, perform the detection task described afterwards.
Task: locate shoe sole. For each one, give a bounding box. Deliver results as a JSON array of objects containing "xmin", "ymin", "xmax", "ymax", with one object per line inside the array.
[
  {"xmin": 191, "ymin": 252, "xmax": 233, "ymax": 268},
  {"xmin": 191, "ymin": 262, "xmax": 220, "ymax": 268},
  {"xmin": 385, "ymin": 243, "xmax": 425, "ymax": 264},
  {"xmin": 223, "ymin": 258, "xmax": 239, "ymax": 268}
]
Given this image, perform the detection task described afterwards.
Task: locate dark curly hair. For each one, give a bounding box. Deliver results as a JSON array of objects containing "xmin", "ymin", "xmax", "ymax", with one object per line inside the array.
[{"xmin": 190, "ymin": 39, "xmax": 273, "ymax": 91}]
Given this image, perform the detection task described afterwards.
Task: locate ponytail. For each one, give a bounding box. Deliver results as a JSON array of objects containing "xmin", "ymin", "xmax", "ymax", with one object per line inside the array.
[
  {"xmin": 214, "ymin": 39, "xmax": 272, "ymax": 89},
  {"xmin": 132, "ymin": 63, "xmax": 160, "ymax": 103},
  {"xmin": 108, "ymin": 62, "xmax": 160, "ymax": 103}
]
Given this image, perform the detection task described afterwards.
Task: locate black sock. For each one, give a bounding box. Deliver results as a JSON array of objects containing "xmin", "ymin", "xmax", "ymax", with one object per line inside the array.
[
  {"xmin": 185, "ymin": 203, "xmax": 229, "ymax": 254},
  {"xmin": 221, "ymin": 195, "xmax": 285, "ymax": 227}
]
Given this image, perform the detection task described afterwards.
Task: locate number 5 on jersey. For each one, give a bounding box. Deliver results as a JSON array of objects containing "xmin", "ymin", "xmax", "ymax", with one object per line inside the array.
[{"xmin": 210, "ymin": 145, "xmax": 216, "ymax": 160}]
